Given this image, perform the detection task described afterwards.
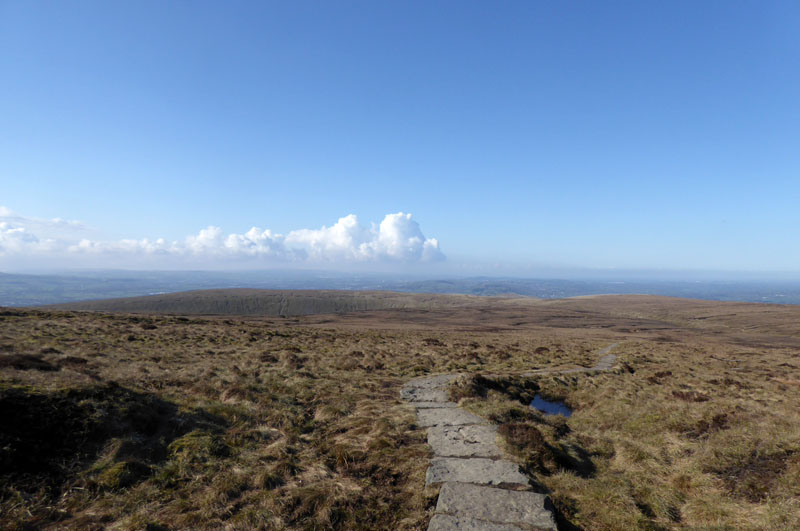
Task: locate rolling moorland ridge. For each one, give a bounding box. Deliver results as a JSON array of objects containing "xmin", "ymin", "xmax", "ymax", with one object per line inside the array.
[
  {"xmin": 1, "ymin": 290, "xmax": 799, "ymax": 529},
  {"xmin": 43, "ymin": 289, "xmax": 487, "ymax": 316},
  {"xmin": 5, "ymin": 271, "xmax": 800, "ymax": 307}
]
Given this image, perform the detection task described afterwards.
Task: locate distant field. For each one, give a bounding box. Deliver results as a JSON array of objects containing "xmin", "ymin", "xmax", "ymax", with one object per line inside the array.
[{"xmin": 2, "ymin": 292, "xmax": 799, "ymax": 529}]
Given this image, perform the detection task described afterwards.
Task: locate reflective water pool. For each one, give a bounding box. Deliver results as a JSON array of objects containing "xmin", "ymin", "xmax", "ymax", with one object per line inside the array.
[{"xmin": 530, "ymin": 394, "xmax": 572, "ymax": 417}]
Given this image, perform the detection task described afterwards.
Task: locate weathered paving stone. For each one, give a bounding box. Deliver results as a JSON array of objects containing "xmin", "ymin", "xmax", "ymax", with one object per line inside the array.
[
  {"xmin": 593, "ymin": 354, "xmax": 616, "ymax": 370},
  {"xmin": 401, "ymin": 388, "xmax": 451, "ymax": 403},
  {"xmin": 425, "ymin": 457, "xmax": 529, "ymax": 487},
  {"xmin": 561, "ymin": 367, "xmax": 592, "ymax": 374},
  {"xmin": 412, "ymin": 401, "xmax": 459, "ymax": 409},
  {"xmin": 520, "ymin": 345, "xmax": 618, "ymax": 377},
  {"xmin": 417, "ymin": 408, "xmax": 488, "ymax": 428},
  {"xmin": 401, "ymin": 345, "xmax": 619, "ymax": 531},
  {"xmin": 401, "ymin": 375, "xmax": 457, "ymax": 403},
  {"xmin": 428, "ymin": 514, "xmax": 524, "ymax": 531},
  {"xmin": 427, "ymin": 425, "xmax": 501, "ymax": 458},
  {"xmin": 404, "ymin": 374, "xmax": 458, "ymax": 390},
  {"xmin": 435, "ymin": 483, "xmax": 557, "ymax": 530}
]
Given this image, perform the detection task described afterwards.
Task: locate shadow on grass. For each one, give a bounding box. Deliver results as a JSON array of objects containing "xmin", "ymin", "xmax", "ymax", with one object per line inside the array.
[{"xmin": 0, "ymin": 382, "xmax": 227, "ymax": 498}]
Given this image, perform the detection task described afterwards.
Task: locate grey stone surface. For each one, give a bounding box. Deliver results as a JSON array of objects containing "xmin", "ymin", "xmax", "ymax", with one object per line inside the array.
[
  {"xmin": 428, "ymin": 514, "xmax": 524, "ymax": 531},
  {"xmin": 593, "ymin": 353, "xmax": 616, "ymax": 370},
  {"xmin": 400, "ymin": 344, "xmax": 621, "ymax": 530},
  {"xmin": 427, "ymin": 425, "xmax": 501, "ymax": 458},
  {"xmin": 590, "ymin": 343, "xmax": 618, "ymax": 370},
  {"xmin": 417, "ymin": 407, "xmax": 488, "ymax": 428},
  {"xmin": 435, "ymin": 483, "xmax": 557, "ymax": 530},
  {"xmin": 402, "ymin": 375, "xmax": 458, "ymax": 403},
  {"xmin": 560, "ymin": 367, "xmax": 593, "ymax": 374},
  {"xmin": 404, "ymin": 374, "xmax": 458, "ymax": 390},
  {"xmin": 521, "ymin": 343, "xmax": 619, "ymax": 377},
  {"xmin": 401, "ymin": 387, "xmax": 450, "ymax": 403},
  {"xmin": 412, "ymin": 401, "xmax": 459, "ymax": 409},
  {"xmin": 426, "ymin": 457, "xmax": 529, "ymax": 487}
]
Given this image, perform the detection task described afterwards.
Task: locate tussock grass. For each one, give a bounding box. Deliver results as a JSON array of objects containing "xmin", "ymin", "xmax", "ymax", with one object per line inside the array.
[
  {"xmin": 2, "ymin": 294, "xmax": 800, "ymax": 528},
  {"xmin": 0, "ymin": 310, "xmax": 445, "ymax": 529},
  {"xmin": 456, "ymin": 340, "xmax": 800, "ymax": 529}
]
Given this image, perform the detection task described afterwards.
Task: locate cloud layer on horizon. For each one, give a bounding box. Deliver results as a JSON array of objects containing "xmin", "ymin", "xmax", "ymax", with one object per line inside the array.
[{"xmin": 0, "ymin": 208, "xmax": 444, "ymax": 267}]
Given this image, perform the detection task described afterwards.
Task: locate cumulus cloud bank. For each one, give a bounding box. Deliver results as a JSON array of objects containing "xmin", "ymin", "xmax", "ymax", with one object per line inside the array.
[
  {"xmin": 0, "ymin": 207, "xmax": 444, "ymax": 267},
  {"xmin": 286, "ymin": 213, "xmax": 443, "ymax": 262}
]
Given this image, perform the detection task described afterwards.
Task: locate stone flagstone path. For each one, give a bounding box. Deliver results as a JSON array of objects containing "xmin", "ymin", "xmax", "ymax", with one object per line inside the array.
[{"xmin": 401, "ymin": 343, "xmax": 619, "ymax": 531}]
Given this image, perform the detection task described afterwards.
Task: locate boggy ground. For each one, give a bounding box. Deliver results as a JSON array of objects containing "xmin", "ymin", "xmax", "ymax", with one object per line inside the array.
[{"xmin": 1, "ymin": 294, "xmax": 799, "ymax": 529}]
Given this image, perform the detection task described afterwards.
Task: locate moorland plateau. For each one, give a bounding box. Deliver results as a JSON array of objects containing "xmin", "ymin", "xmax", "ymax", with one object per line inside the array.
[{"xmin": 1, "ymin": 290, "xmax": 799, "ymax": 529}]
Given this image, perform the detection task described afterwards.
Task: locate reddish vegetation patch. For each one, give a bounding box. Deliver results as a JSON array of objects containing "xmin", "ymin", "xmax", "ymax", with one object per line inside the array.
[
  {"xmin": 672, "ymin": 390, "xmax": 709, "ymax": 402},
  {"xmin": 499, "ymin": 422, "xmax": 547, "ymax": 454},
  {"xmin": 422, "ymin": 338, "xmax": 444, "ymax": 346},
  {"xmin": 722, "ymin": 377, "xmax": 751, "ymax": 389},
  {"xmin": 646, "ymin": 370, "xmax": 673, "ymax": 384},
  {"xmin": 686, "ymin": 413, "xmax": 729, "ymax": 439},
  {"xmin": 717, "ymin": 450, "xmax": 795, "ymax": 502}
]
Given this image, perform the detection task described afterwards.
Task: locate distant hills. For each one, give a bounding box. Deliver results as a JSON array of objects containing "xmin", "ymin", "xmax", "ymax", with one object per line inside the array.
[
  {"xmin": 43, "ymin": 291, "xmax": 800, "ymax": 349},
  {"xmin": 44, "ymin": 289, "xmax": 486, "ymax": 316},
  {"xmin": 3, "ymin": 270, "xmax": 800, "ymax": 307}
]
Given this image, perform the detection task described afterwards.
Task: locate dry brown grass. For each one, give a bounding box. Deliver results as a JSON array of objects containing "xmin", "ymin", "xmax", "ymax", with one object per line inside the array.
[
  {"xmin": 1, "ymin": 294, "xmax": 800, "ymax": 529},
  {"xmin": 0, "ymin": 310, "xmax": 441, "ymax": 529}
]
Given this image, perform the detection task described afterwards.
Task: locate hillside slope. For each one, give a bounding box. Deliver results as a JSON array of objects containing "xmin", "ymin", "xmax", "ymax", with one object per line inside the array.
[
  {"xmin": 4, "ymin": 293, "xmax": 800, "ymax": 529},
  {"xmin": 44, "ymin": 289, "xmax": 493, "ymax": 316}
]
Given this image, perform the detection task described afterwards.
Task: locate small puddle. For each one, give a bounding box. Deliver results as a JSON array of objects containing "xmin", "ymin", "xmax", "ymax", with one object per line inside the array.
[{"xmin": 530, "ymin": 395, "xmax": 572, "ymax": 417}]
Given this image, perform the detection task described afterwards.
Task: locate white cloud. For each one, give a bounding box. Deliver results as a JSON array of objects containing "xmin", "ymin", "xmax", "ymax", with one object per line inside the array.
[
  {"xmin": 284, "ymin": 213, "xmax": 445, "ymax": 262},
  {"xmin": 286, "ymin": 214, "xmax": 374, "ymax": 261},
  {"xmin": 186, "ymin": 226, "xmax": 225, "ymax": 254},
  {"xmin": 376, "ymin": 212, "xmax": 444, "ymax": 261},
  {"xmin": 0, "ymin": 207, "xmax": 85, "ymax": 230},
  {"xmin": 0, "ymin": 208, "xmax": 88, "ymax": 254},
  {"xmin": 0, "ymin": 206, "xmax": 444, "ymax": 267},
  {"xmin": 0, "ymin": 222, "xmax": 40, "ymax": 253},
  {"xmin": 224, "ymin": 227, "xmax": 296, "ymax": 258}
]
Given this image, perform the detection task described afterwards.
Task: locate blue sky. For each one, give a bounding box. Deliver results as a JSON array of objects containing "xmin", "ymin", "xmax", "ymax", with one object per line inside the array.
[{"xmin": 1, "ymin": 1, "xmax": 798, "ymax": 274}]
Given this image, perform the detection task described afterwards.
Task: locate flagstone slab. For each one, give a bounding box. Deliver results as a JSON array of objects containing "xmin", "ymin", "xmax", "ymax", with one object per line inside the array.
[
  {"xmin": 417, "ymin": 407, "xmax": 488, "ymax": 428},
  {"xmin": 425, "ymin": 457, "xmax": 529, "ymax": 487},
  {"xmin": 402, "ymin": 388, "xmax": 451, "ymax": 403},
  {"xmin": 428, "ymin": 514, "xmax": 525, "ymax": 531},
  {"xmin": 412, "ymin": 401, "xmax": 459, "ymax": 409},
  {"xmin": 404, "ymin": 374, "xmax": 458, "ymax": 390},
  {"xmin": 593, "ymin": 354, "xmax": 616, "ymax": 370},
  {"xmin": 401, "ymin": 344, "xmax": 620, "ymax": 531},
  {"xmin": 434, "ymin": 483, "xmax": 557, "ymax": 530},
  {"xmin": 427, "ymin": 424, "xmax": 501, "ymax": 458}
]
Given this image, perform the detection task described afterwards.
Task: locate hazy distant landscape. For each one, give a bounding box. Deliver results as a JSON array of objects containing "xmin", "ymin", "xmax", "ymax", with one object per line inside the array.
[{"xmin": 3, "ymin": 270, "xmax": 800, "ymax": 307}]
